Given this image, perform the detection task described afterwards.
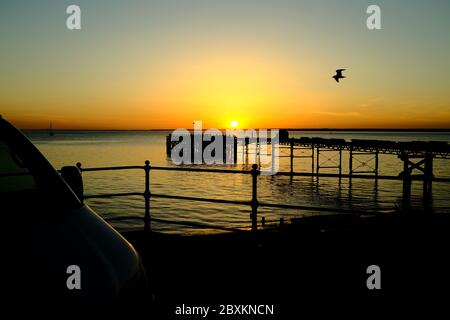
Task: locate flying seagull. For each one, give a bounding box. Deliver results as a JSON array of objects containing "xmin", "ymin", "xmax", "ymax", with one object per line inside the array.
[{"xmin": 332, "ymin": 69, "xmax": 346, "ymax": 82}]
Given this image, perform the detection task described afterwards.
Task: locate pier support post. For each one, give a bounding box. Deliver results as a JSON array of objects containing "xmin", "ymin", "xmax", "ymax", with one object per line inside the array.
[
  {"xmin": 311, "ymin": 144, "xmax": 315, "ymax": 174},
  {"xmin": 401, "ymin": 155, "xmax": 411, "ymax": 211},
  {"xmin": 349, "ymin": 147, "xmax": 353, "ymax": 179},
  {"xmin": 316, "ymin": 147, "xmax": 320, "ymax": 175},
  {"xmin": 255, "ymin": 141, "xmax": 260, "ymax": 164},
  {"xmin": 245, "ymin": 138, "xmax": 249, "ymax": 155},
  {"xmin": 290, "ymin": 139, "xmax": 294, "ymax": 175},
  {"xmin": 423, "ymin": 153, "xmax": 433, "ymax": 206},
  {"xmin": 271, "ymin": 140, "xmax": 276, "ymax": 173},
  {"xmin": 144, "ymin": 160, "xmax": 151, "ymax": 232},
  {"xmin": 233, "ymin": 136, "xmax": 238, "ymax": 164},
  {"xmin": 375, "ymin": 150, "xmax": 379, "ymax": 178},
  {"xmin": 250, "ymin": 164, "xmax": 259, "ymax": 231},
  {"xmin": 166, "ymin": 134, "xmax": 171, "ymax": 156}
]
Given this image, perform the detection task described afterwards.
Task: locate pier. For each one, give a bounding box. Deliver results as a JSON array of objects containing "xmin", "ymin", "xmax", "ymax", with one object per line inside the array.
[
  {"xmin": 279, "ymin": 136, "xmax": 450, "ymax": 206},
  {"xmin": 166, "ymin": 133, "xmax": 238, "ymax": 164},
  {"xmin": 166, "ymin": 131, "xmax": 450, "ymax": 207}
]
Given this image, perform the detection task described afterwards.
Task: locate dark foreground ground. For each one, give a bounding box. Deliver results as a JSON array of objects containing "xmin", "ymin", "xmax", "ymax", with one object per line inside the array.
[{"xmin": 122, "ymin": 212, "xmax": 450, "ymax": 318}]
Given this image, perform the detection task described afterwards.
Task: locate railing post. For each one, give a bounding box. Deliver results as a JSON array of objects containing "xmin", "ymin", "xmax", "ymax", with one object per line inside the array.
[
  {"xmin": 250, "ymin": 164, "xmax": 259, "ymax": 231},
  {"xmin": 144, "ymin": 160, "xmax": 151, "ymax": 232}
]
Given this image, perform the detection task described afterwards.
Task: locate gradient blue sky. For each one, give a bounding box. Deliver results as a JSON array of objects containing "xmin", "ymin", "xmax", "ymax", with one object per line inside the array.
[{"xmin": 1, "ymin": 0, "xmax": 449, "ymax": 129}]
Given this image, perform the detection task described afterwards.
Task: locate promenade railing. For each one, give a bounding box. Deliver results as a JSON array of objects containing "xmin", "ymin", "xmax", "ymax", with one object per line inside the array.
[{"xmin": 73, "ymin": 161, "xmax": 397, "ymax": 233}]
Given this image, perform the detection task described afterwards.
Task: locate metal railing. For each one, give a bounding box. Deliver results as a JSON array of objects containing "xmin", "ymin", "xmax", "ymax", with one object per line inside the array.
[{"xmin": 73, "ymin": 160, "xmax": 390, "ymax": 233}]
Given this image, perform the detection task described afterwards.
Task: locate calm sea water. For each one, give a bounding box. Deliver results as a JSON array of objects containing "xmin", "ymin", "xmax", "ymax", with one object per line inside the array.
[{"xmin": 26, "ymin": 131, "xmax": 450, "ymax": 234}]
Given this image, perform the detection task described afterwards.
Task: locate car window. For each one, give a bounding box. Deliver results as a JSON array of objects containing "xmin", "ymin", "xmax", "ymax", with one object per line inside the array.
[
  {"xmin": 0, "ymin": 139, "xmax": 36, "ymax": 193},
  {"xmin": 0, "ymin": 129, "xmax": 81, "ymax": 219}
]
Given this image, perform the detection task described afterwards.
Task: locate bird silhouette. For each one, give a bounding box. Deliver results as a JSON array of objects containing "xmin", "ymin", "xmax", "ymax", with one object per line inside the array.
[{"xmin": 332, "ymin": 69, "xmax": 346, "ymax": 82}]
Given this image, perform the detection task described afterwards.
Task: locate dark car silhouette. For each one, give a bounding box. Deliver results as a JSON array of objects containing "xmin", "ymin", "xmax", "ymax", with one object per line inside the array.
[{"xmin": 0, "ymin": 116, "xmax": 148, "ymax": 309}]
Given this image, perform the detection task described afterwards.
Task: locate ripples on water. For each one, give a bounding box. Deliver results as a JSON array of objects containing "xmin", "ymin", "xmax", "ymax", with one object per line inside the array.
[{"xmin": 27, "ymin": 131, "xmax": 450, "ymax": 234}]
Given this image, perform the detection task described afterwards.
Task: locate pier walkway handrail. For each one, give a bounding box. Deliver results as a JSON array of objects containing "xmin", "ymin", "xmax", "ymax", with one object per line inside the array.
[
  {"xmin": 280, "ymin": 138, "xmax": 450, "ymax": 158},
  {"xmin": 72, "ymin": 161, "xmax": 399, "ymax": 233}
]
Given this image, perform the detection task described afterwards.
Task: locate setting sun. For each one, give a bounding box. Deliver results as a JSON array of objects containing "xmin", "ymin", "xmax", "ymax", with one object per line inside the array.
[{"xmin": 230, "ymin": 120, "xmax": 238, "ymax": 128}]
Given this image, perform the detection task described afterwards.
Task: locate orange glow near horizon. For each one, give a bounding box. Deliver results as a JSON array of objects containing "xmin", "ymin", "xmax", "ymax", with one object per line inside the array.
[{"xmin": 1, "ymin": 1, "xmax": 449, "ymax": 130}]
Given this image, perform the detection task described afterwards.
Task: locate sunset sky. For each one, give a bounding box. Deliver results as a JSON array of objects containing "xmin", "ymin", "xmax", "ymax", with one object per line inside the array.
[{"xmin": 1, "ymin": 0, "xmax": 449, "ymax": 129}]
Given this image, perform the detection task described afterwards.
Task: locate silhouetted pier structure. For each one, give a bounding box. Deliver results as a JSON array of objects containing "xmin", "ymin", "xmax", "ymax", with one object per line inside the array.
[
  {"xmin": 279, "ymin": 137, "xmax": 449, "ymax": 205},
  {"xmin": 166, "ymin": 131, "xmax": 450, "ymax": 206},
  {"xmin": 166, "ymin": 133, "xmax": 238, "ymax": 163}
]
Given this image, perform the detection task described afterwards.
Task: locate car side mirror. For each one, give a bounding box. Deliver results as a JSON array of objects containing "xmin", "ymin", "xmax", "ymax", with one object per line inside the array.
[{"xmin": 61, "ymin": 166, "xmax": 84, "ymax": 201}]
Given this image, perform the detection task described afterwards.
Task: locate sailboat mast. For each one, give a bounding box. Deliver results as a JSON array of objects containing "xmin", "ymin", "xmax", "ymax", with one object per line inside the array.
[{"xmin": 49, "ymin": 121, "xmax": 54, "ymax": 136}]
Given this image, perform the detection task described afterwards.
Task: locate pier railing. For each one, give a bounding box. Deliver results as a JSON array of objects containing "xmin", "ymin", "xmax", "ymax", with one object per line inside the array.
[{"xmin": 72, "ymin": 161, "xmax": 393, "ymax": 233}]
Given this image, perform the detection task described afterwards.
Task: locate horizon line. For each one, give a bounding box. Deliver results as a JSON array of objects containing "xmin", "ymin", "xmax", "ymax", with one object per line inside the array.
[{"xmin": 21, "ymin": 128, "xmax": 450, "ymax": 132}]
